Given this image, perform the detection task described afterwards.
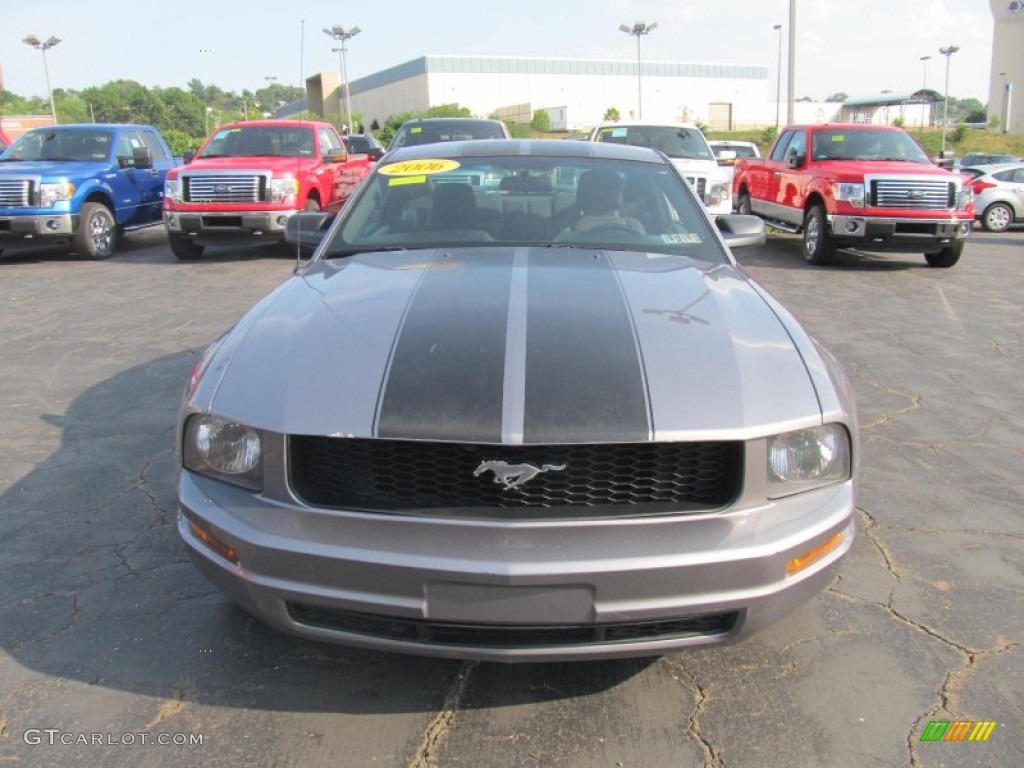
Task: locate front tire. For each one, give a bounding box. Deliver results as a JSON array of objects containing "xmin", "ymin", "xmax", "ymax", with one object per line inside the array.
[
  {"xmin": 925, "ymin": 242, "xmax": 963, "ymax": 268},
  {"xmin": 802, "ymin": 204, "xmax": 835, "ymax": 265},
  {"xmin": 169, "ymin": 234, "xmax": 205, "ymax": 260},
  {"xmin": 982, "ymin": 202, "xmax": 1013, "ymax": 233},
  {"xmin": 73, "ymin": 202, "xmax": 118, "ymax": 259},
  {"xmin": 737, "ymin": 191, "xmax": 752, "ymax": 215}
]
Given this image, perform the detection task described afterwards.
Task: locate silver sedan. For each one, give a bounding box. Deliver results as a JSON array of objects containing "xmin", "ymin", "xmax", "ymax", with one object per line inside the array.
[{"xmin": 177, "ymin": 140, "xmax": 858, "ymax": 662}]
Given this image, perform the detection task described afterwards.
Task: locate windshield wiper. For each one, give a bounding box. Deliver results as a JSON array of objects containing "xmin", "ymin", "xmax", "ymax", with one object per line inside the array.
[{"xmin": 321, "ymin": 245, "xmax": 408, "ymax": 259}]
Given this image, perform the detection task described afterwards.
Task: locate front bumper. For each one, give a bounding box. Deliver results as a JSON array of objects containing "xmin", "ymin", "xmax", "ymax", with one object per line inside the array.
[
  {"xmin": 178, "ymin": 470, "xmax": 855, "ymax": 662},
  {"xmin": 164, "ymin": 209, "xmax": 299, "ymax": 242},
  {"xmin": 829, "ymin": 214, "xmax": 972, "ymax": 252},
  {"xmin": 0, "ymin": 213, "xmax": 77, "ymax": 240}
]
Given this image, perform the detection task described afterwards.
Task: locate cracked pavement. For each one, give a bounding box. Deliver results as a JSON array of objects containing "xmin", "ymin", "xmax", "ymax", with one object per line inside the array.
[{"xmin": 0, "ymin": 228, "xmax": 1021, "ymax": 767}]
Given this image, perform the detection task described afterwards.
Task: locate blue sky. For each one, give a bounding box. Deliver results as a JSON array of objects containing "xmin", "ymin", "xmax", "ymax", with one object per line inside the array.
[{"xmin": 1, "ymin": 0, "xmax": 1000, "ymax": 104}]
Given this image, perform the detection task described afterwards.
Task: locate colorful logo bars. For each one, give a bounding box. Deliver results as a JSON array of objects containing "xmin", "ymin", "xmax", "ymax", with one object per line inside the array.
[{"xmin": 921, "ymin": 720, "xmax": 997, "ymax": 742}]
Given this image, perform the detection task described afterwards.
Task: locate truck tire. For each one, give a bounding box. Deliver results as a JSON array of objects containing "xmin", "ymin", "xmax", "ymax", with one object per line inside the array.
[
  {"xmin": 925, "ymin": 242, "xmax": 963, "ymax": 268},
  {"xmin": 737, "ymin": 191, "xmax": 752, "ymax": 215},
  {"xmin": 981, "ymin": 202, "xmax": 1013, "ymax": 233},
  {"xmin": 169, "ymin": 234, "xmax": 205, "ymax": 260},
  {"xmin": 73, "ymin": 202, "xmax": 118, "ymax": 260},
  {"xmin": 304, "ymin": 197, "xmax": 321, "ymax": 212},
  {"xmin": 802, "ymin": 204, "xmax": 836, "ymax": 265}
]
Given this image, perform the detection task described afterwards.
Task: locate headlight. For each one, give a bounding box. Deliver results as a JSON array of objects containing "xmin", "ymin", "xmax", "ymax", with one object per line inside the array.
[
  {"xmin": 956, "ymin": 185, "xmax": 973, "ymax": 211},
  {"xmin": 183, "ymin": 415, "xmax": 263, "ymax": 490},
  {"xmin": 164, "ymin": 179, "xmax": 181, "ymax": 203},
  {"xmin": 834, "ymin": 182, "xmax": 865, "ymax": 208},
  {"xmin": 767, "ymin": 424, "xmax": 851, "ymax": 498},
  {"xmin": 708, "ymin": 181, "xmax": 731, "ymax": 207},
  {"xmin": 39, "ymin": 182, "xmax": 75, "ymax": 208},
  {"xmin": 269, "ymin": 177, "xmax": 299, "ymax": 202}
]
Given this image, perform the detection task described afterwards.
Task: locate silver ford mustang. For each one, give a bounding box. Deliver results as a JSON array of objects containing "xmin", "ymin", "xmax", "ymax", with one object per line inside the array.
[{"xmin": 177, "ymin": 139, "xmax": 858, "ymax": 662}]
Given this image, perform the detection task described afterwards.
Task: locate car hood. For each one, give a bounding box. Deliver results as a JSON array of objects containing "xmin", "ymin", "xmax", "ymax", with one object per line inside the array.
[
  {"xmin": 181, "ymin": 156, "xmax": 316, "ymax": 172},
  {"xmin": 668, "ymin": 158, "xmax": 727, "ymax": 180},
  {"xmin": 0, "ymin": 160, "xmax": 113, "ymax": 177},
  {"xmin": 205, "ymin": 247, "xmax": 822, "ymax": 443}
]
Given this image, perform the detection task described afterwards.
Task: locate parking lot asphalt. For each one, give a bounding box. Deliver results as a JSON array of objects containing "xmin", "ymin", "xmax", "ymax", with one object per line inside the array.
[{"xmin": 0, "ymin": 227, "xmax": 1021, "ymax": 768}]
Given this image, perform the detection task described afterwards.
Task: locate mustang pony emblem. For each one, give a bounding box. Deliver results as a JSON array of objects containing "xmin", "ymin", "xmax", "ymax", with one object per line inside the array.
[{"xmin": 473, "ymin": 460, "xmax": 567, "ymax": 490}]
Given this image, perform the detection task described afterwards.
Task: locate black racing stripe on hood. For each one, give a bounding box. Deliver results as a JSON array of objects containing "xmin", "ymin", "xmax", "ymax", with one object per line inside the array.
[
  {"xmin": 524, "ymin": 249, "xmax": 651, "ymax": 443},
  {"xmin": 376, "ymin": 249, "xmax": 514, "ymax": 442}
]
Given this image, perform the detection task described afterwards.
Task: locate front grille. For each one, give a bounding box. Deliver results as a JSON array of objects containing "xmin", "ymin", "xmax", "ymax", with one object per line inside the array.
[
  {"xmin": 184, "ymin": 174, "xmax": 263, "ymax": 203},
  {"xmin": 870, "ymin": 178, "xmax": 954, "ymax": 210},
  {"xmin": 288, "ymin": 603, "xmax": 739, "ymax": 647},
  {"xmin": 684, "ymin": 175, "xmax": 708, "ymax": 204},
  {"xmin": 0, "ymin": 179, "xmax": 32, "ymax": 207},
  {"xmin": 288, "ymin": 438, "xmax": 743, "ymax": 518}
]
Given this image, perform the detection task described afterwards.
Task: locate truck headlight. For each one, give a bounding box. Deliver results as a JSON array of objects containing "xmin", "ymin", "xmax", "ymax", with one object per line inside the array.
[
  {"xmin": 834, "ymin": 183, "xmax": 865, "ymax": 208},
  {"xmin": 767, "ymin": 424, "xmax": 851, "ymax": 498},
  {"xmin": 270, "ymin": 177, "xmax": 299, "ymax": 203},
  {"xmin": 165, "ymin": 179, "xmax": 182, "ymax": 204},
  {"xmin": 183, "ymin": 415, "xmax": 263, "ymax": 490},
  {"xmin": 707, "ymin": 181, "xmax": 731, "ymax": 207},
  {"xmin": 956, "ymin": 185, "xmax": 973, "ymax": 211},
  {"xmin": 38, "ymin": 182, "xmax": 75, "ymax": 208}
]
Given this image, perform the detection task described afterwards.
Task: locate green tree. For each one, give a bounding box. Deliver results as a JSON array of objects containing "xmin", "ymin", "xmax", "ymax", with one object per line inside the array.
[
  {"xmin": 825, "ymin": 92, "xmax": 848, "ymax": 102},
  {"xmin": 531, "ymin": 108, "xmax": 551, "ymax": 132},
  {"xmin": 507, "ymin": 123, "xmax": 532, "ymax": 139},
  {"xmin": 603, "ymin": 107, "xmax": 620, "ymax": 122}
]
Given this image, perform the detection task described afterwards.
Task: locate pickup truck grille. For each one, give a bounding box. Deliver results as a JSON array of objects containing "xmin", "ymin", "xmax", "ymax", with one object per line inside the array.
[
  {"xmin": 0, "ymin": 179, "xmax": 32, "ymax": 207},
  {"xmin": 683, "ymin": 175, "xmax": 708, "ymax": 204},
  {"xmin": 869, "ymin": 178, "xmax": 955, "ymax": 210},
  {"xmin": 183, "ymin": 174, "xmax": 264, "ymax": 203},
  {"xmin": 288, "ymin": 437, "xmax": 743, "ymax": 519}
]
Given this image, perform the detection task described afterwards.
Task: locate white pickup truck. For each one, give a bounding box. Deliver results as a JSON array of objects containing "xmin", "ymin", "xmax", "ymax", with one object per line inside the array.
[{"xmin": 587, "ymin": 122, "xmax": 732, "ymax": 216}]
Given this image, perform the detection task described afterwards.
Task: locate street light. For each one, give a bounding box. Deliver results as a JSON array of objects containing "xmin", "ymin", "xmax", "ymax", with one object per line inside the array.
[
  {"xmin": 323, "ymin": 25, "xmax": 361, "ymax": 133},
  {"xmin": 773, "ymin": 24, "xmax": 783, "ymax": 130},
  {"xmin": 22, "ymin": 35, "xmax": 61, "ymax": 125},
  {"xmin": 939, "ymin": 45, "xmax": 960, "ymax": 154},
  {"xmin": 999, "ymin": 72, "xmax": 1013, "ymax": 134},
  {"xmin": 619, "ymin": 21, "xmax": 657, "ymax": 120},
  {"xmin": 919, "ymin": 56, "xmax": 932, "ymax": 129}
]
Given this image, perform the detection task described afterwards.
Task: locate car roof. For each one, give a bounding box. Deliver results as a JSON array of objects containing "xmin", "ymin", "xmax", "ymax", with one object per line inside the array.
[
  {"xmin": 708, "ymin": 140, "xmax": 758, "ymax": 146},
  {"xmin": 968, "ymin": 162, "xmax": 1024, "ymax": 175},
  {"xmin": 399, "ymin": 117, "xmax": 505, "ymax": 126},
  {"xmin": 594, "ymin": 121, "xmax": 702, "ymax": 130},
  {"xmin": 383, "ymin": 138, "xmax": 665, "ymax": 163}
]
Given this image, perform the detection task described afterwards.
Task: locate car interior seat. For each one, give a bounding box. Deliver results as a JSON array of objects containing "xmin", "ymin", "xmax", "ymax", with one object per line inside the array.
[{"xmin": 431, "ymin": 183, "xmax": 477, "ymax": 230}]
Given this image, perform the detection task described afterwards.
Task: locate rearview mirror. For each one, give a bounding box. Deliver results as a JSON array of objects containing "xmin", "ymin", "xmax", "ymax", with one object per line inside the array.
[
  {"xmin": 284, "ymin": 212, "xmax": 334, "ymax": 248},
  {"xmin": 716, "ymin": 215, "xmax": 766, "ymax": 248}
]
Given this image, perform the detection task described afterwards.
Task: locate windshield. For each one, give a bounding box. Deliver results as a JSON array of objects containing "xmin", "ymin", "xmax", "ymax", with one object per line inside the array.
[
  {"xmin": 712, "ymin": 143, "xmax": 759, "ymax": 159},
  {"xmin": 321, "ymin": 155, "xmax": 725, "ymax": 264},
  {"xmin": 0, "ymin": 129, "xmax": 114, "ymax": 162},
  {"xmin": 811, "ymin": 129, "xmax": 931, "ymax": 163},
  {"xmin": 390, "ymin": 121, "xmax": 507, "ymax": 149},
  {"xmin": 594, "ymin": 126, "xmax": 715, "ymax": 161},
  {"xmin": 199, "ymin": 126, "xmax": 314, "ymax": 158}
]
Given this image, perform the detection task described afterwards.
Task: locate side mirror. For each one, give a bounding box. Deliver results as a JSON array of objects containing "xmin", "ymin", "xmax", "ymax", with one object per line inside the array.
[
  {"xmin": 786, "ymin": 153, "xmax": 804, "ymax": 169},
  {"xmin": 366, "ymin": 146, "xmax": 384, "ymax": 162},
  {"xmin": 323, "ymin": 148, "xmax": 349, "ymax": 164},
  {"xmin": 936, "ymin": 150, "xmax": 956, "ymax": 169},
  {"xmin": 716, "ymin": 150, "xmax": 737, "ymax": 165},
  {"xmin": 182, "ymin": 150, "xmax": 196, "ymax": 164},
  {"xmin": 284, "ymin": 212, "xmax": 334, "ymax": 248},
  {"xmin": 132, "ymin": 146, "xmax": 153, "ymax": 169},
  {"xmin": 716, "ymin": 214, "xmax": 766, "ymax": 248}
]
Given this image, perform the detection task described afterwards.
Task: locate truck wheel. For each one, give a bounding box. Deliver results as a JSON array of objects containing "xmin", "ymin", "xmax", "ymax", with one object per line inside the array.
[
  {"xmin": 304, "ymin": 198, "xmax": 321, "ymax": 212},
  {"xmin": 73, "ymin": 202, "xmax": 118, "ymax": 260},
  {"xmin": 925, "ymin": 242, "xmax": 963, "ymax": 268},
  {"xmin": 169, "ymin": 234, "xmax": 205, "ymax": 260},
  {"xmin": 737, "ymin": 191, "xmax": 752, "ymax": 215},
  {"xmin": 982, "ymin": 203, "xmax": 1013, "ymax": 233},
  {"xmin": 802, "ymin": 205, "xmax": 835, "ymax": 265}
]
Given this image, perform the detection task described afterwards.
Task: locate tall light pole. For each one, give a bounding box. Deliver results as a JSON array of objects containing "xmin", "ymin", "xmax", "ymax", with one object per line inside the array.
[
  {"xmin": 919, "ymin": 56, "xmax": 931, "ymax": 129},
  {"xmin": 773, "ymin": 24, "xmax": 783, "ymax": 130},
  {"xmin": 619, "ymin": 21, "xmax": 657, "ymax": 120},
  {"xmin": 22, "ymin": 35, "xmax": 61, "ymax": 124},
  {"xmin": 939, "ymin": 45, "xmax": 959, "ymax": 154},
  {"xmin": 323, "ymin": 25, "xmax": 360, "ymax": 133}
]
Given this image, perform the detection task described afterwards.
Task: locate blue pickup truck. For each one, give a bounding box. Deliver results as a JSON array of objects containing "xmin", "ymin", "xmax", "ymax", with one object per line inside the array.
[{"xmin": 0, "ymin": 124, "xmax": 180, "ymax": 259}]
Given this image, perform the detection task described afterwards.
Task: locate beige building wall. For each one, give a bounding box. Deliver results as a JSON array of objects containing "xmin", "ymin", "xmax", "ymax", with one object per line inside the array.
[{"xmin": 988, "ymin": 0, "xmax": 1024, "ymax": 134}]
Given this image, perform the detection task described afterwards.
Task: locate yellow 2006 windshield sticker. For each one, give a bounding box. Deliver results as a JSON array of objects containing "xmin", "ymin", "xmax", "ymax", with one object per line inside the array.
[{"xmin": 378, "ymin": 159, "xmax": 461, "ymax": 176}]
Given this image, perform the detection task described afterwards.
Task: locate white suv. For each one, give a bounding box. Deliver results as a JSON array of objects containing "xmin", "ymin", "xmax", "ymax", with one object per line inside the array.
[{"xmin": 588, "ymin": 122, "xmax": 732, "ymax": 216}]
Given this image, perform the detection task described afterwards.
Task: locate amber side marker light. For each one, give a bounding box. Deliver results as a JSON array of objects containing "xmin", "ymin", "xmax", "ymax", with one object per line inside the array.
[
  {"xmin": 787, "ymin": 532, "xmax": 843, "ymax": 576},
  {"xmin": 188, "ymin": 520, "xmax": 240, "ymax": 565}
]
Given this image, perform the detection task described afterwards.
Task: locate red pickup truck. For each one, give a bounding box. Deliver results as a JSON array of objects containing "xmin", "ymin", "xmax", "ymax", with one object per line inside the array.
[
  {"xmin": 163, "ymin": 119, "xmax": 373, "ymax": 259},
  {"xmin": 732, "ymin": 123, "xmax": 973, "ymax": 268}
]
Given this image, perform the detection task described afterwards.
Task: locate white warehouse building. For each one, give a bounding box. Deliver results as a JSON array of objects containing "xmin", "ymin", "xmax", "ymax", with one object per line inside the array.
[{"xmin": 308, "ymin": 55, "xmax": 773, "ymax": 132}]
